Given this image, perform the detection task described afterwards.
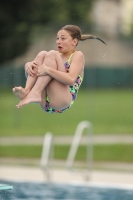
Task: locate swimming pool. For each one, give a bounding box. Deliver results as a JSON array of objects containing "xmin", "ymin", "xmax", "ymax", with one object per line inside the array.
[{"xmin": 1, "ymin": 180, "xmax": 133, "ymax": 200}]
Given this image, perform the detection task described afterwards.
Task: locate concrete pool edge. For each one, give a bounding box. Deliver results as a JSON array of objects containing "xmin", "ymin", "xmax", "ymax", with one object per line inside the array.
[{"xmin": 0, "ymin": 165, "xmax": 133, "ymax": 189}]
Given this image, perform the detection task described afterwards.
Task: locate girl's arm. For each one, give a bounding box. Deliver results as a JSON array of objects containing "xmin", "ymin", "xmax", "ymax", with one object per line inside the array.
[
  {"xmin": 25, "ymin": 61, "xmax": 38, "ymax": 77},
  {"xmin": 38, "ymin": 51, "xmax": 85, "ymax": 86}
]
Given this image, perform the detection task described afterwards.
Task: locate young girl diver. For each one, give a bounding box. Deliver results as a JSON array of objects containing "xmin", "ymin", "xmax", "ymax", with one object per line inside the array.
[{"xmin": 13, "ymin": 25, "xmax": 106, "ymax": 113}]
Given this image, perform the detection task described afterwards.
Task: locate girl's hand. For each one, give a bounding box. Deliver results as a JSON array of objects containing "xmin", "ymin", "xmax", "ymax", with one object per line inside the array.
[
  {"xmin": 37, "ymin": 64, "xmax": 48, "ymax": 76},
  {"xmin": 25, "ymin": 61, "xmax": 38, "ymax": 76}
]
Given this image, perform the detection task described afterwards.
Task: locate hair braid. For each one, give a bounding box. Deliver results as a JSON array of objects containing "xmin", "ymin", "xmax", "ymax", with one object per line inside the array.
[
  {"xmin": 80, "ymin": 34, "xmax": 106, "ymax": 45},
  {"xmin": 61, "ymin": 25, "xmax": 106, "ymax": 45}
]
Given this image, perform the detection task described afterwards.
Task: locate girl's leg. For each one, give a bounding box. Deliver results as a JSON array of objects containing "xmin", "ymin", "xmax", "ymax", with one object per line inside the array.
[
  {"xmin": 13, "ymin": 51, "xmax": 47, "ymax": 99},
  {"xmin": 16, "ymin": 51, "xmax": 57, "ymax": 108},
  {"xmin": 45, "ymin": 51, "xmax": 72, "ymax": 109},
  {"xmin": 16, "ymin": 50, "xmax": 72, "ymax": 109}
]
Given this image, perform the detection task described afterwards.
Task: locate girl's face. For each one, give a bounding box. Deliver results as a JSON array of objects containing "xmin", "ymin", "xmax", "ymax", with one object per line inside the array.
[{"xmin": 56, "ymin": 30, "xmax": 78, "ymax": 53}]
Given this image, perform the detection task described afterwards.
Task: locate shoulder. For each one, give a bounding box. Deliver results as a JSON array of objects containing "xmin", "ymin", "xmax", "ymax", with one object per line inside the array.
[
  {"xmin": 70, "ymin": 51, "xmax": 85, "ymax": 71},
  {"xmin": 73, "ymin": 51, "xmax": 85, "ymax": 60},
  {"xmin": 72, "ymin": 51, "xmax": 85, "ymax": 63},
  {"xmin": 75, "ymin": 51, "xmax": 84, "ymax": 56}
]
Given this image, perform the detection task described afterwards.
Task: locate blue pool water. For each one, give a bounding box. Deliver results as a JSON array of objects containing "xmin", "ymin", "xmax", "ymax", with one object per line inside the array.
[{"xmin": 0, "ymin": 180, "xmax": 133, "ymax": 200}]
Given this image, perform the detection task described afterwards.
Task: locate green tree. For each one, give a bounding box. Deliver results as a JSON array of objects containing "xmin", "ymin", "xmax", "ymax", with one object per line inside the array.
[
  {"xmin": 0, "ymin": 0, "xmax": 32, "ymax": 63},
  {"xmin": 0, "ymin": 0, "xmax": 93, "ymax": 65}
]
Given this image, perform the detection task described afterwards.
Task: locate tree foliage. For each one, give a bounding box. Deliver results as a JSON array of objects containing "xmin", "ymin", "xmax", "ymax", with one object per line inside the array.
[{"xmin": 0, "ymin": 0, "xmax": 93, "ymax": 64}]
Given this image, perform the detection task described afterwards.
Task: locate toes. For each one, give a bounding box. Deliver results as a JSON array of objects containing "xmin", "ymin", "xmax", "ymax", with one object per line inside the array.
[
  {"xmin": 16, "ymin": 103, "xmax": 23, "ymax": 108},
  {"xmin": 16, "ymin": 104, "xmax": 20, "ymax": 108},
  {"xmin": 16, "ymin": 105, "xmax": 22, "ymax": 108}
]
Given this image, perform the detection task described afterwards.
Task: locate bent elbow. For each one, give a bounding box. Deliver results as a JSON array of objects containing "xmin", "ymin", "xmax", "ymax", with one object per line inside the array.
[{"xmin": 68, "ymin": 77, "xmax": 76, "ymax": 86}]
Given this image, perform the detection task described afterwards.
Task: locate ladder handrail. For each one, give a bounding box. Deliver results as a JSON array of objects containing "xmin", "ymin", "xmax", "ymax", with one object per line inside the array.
[
  {"xmin": 40, "ymin": 132, "xmax": 53, "ymax": 181},
  {"xmin": 66, "ymin": 120, "xmax": 93, "ymax": 180}
]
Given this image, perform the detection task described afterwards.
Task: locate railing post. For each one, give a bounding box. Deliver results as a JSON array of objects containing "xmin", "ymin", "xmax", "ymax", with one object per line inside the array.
[
  {"xmin": 66, "ymin": 120, "xmax": 93, "ymax": 181},
  {"xmin": 86, "ymin": 122, "xmax": 93, "ymax": 181},
  {"xmin": 40, "ymin": 132, "xmax": 53, "ymax": 182}
]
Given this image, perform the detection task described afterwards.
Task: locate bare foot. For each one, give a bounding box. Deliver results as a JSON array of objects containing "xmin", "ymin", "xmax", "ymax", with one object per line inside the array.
[
  {"xmin": 16, "ymin": 92, "xmax": 42, "ymax": 108},
  {"xmin": 12, "ymin": 87, "xmax": 29, "ymax": 99}
]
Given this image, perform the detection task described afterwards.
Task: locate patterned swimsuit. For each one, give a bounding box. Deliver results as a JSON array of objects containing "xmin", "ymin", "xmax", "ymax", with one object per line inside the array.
[{"xmin": 44, "ymin": 53, "xmax": 83, "ymax": 113}]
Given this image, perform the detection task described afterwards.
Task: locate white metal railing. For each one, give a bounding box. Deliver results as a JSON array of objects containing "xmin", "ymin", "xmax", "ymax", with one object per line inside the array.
[
  {"xmin": 40, "ymin": 132, "xmax": 53, "ymax": 181},
  {"xmin": 66, "ymin": 120, "xmax": 93, "ymax": 181}
]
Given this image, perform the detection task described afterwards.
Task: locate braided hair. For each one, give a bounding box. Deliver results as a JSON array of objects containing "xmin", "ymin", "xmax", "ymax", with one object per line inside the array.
[{"xmin": 60, "ymin": 25, "xmax": 106, "ymax": 45}]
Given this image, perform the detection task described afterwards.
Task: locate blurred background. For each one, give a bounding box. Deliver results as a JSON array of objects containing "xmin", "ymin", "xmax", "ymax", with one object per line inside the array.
[{"xmin": 0, "ymin": 0, "xmax": 133, "ymax": 191}]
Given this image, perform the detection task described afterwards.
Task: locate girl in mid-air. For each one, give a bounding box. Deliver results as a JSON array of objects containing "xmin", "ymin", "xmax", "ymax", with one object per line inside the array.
[{"xmin": 13, "ymin": 25, "xmax": 106, "ymax": 113}]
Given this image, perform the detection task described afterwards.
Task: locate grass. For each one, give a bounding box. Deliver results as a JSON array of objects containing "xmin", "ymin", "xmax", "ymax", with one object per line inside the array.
[
  {"xmin": 0, "ymin": 87, "xmax": 133, "ymax": 136},
  {"xmin": 0, "ymin": 144, "xmax": 133, "ymax": 163}
]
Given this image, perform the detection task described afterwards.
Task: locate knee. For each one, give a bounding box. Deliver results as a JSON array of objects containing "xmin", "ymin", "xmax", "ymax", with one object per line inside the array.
[
  {"xmin": 36, "ymin": 51, "xmax": 47, "ymax": 59},
  {"xmin": 48, "ymin": 50, "xmax": 57, "ymax": 54},
  {"xmin": 45, "ymin": 50, "xmax": 57, "ymax": 58}
]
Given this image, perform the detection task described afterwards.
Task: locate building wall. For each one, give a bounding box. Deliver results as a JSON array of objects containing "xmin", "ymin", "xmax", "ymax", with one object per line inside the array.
[
  {"xmin": 92, "ymin": 0, "xmax": 133, "ymax": 36},
  {"xmin": 120, "ymin": 0, "xmax": 133, "ymax": 35}
]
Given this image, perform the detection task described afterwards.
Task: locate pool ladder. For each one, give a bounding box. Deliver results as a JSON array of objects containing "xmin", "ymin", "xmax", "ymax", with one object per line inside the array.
[
  {"xmin": 40, "ymin": 120, "xmax": 93, "ymax": 181},
  {"xmin": 66, "ymin": 120, "xmax": 93, "ymax": 181},
  {"xmin": 40, "ymin": 132, "xmax": 53, "ymax": 181}
]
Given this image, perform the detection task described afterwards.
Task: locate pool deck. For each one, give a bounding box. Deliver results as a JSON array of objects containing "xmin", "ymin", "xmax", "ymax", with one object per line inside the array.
[
  {"xmin": 0, "ymin": 164, "xmax": 133, "ymax": 189},
  {"xmin": 1, "ymin": 134, "xmax": 133, "ymax": 188}
]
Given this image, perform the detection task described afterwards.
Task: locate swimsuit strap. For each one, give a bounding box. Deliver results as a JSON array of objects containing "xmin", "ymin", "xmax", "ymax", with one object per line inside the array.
[
  {"xmin": 67, "ymin": 53, "xmax": 74, "ymax": 65},
  {"xmin": 60, "ymin": 52, "xmax": 75, "ymax": 66},
  {"xmin": 78, "ymin": 74, "xmax": 83, "ymax": 81}
]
